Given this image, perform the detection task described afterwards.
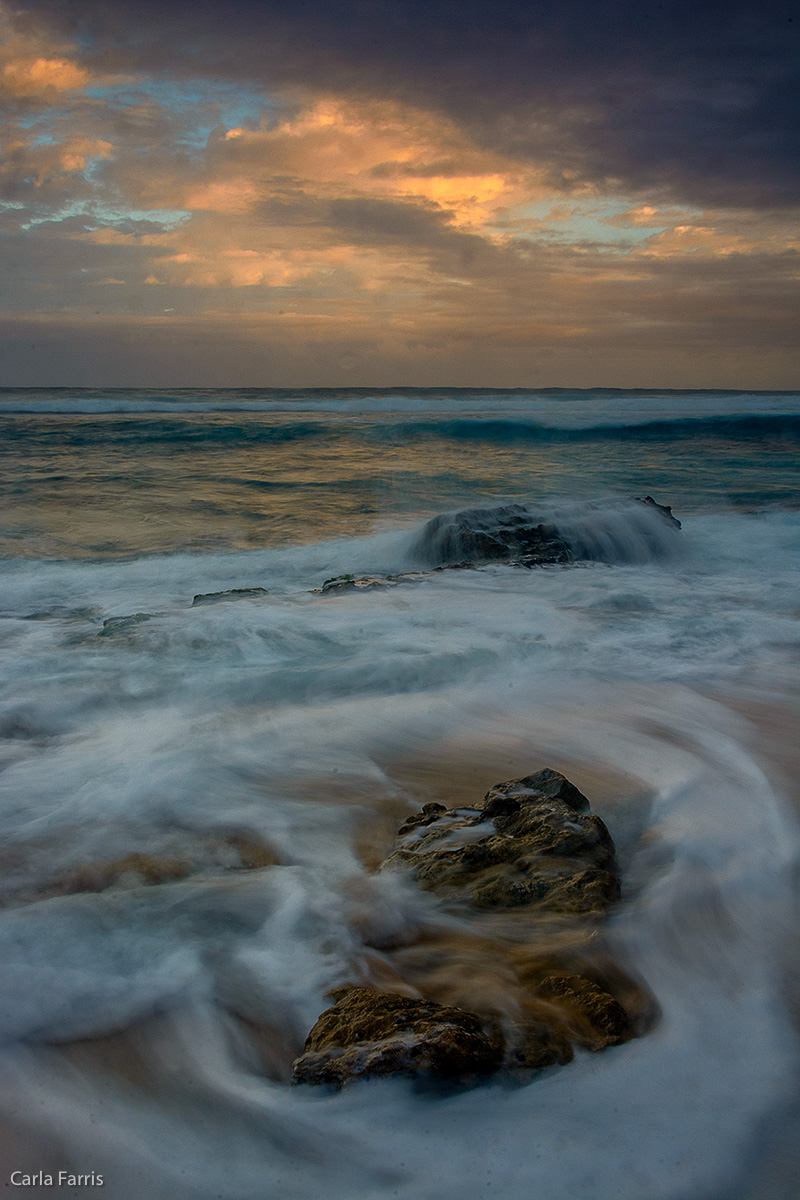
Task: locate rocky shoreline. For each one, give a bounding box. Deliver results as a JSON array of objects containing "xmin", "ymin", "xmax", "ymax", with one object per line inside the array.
[
  {"xmin": 82, "ymin": 494, "xmax": 682, "ymax": 620},
  {"xmin": 318, "ymin": 495, "xmax": 680, "ymax": 593},
  {"xmin": 2, "ymin": 766, "xmax": 654, "ymax": 1086}
]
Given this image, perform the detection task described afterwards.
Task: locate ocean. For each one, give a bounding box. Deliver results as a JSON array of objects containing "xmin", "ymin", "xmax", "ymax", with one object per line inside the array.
[{"xmin": 0, "ymin": 387, "xmax": 799, "ymax": 1199}]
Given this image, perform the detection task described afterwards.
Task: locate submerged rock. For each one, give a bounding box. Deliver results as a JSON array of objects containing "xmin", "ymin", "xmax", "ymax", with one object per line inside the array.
[
  {"xmin": 50, "ymin": 852, "xmax": 192, "ymax": 894},
  {"xmin": 292, "ymin": 986, "xmax": 504, "ymax": 1087},
  {"xmin": 315, "ymin": 497, "xmax": 681, "ymax": 594},
  {"xmin": 98, "ymin": 612, "xmax": 155, "ymax": 637},
  {"xmin": 380, "ymin": 768, "xmax": 620, "ymax": 915},
  {"xmin": 412, "ymin": 504, "xmax": 572, "ymax": 568},
  {"xmin": 536, "ymin": 974, "xmax": 633, "ymax": 1051},
  {"xmin": 191, "ymin": 588, "xmax": 269, "ymax": 606},
  {"xmin": 2, "ymin": 834, "xmax": 281, "ymax": 905},
  {"xmin": 317, "ymin": 571, "xmax": 435, "ymax": 595},
  {"xmin": 505, "ymin": 1018, "xmax": 575, "ymax": 1070}
]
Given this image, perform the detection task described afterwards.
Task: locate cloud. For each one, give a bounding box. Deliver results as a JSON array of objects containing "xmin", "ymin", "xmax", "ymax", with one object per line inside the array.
[
  {"xmin": 18, "ymin": 0, "xmax": 800, "ymax": 207},
  {"xmin": 1, "ymin": 55, "xmax": 87, "ymax": 96},
  {"xmin": 0, "ymin": 0, "xmax": 797, "ymax": 386}
]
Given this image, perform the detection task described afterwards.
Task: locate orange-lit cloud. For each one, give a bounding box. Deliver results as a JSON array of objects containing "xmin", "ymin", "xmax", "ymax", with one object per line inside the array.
[
  {"xmin": 641, "ymin": 220, "xmax": 800, "ymax": 258},
  {"xmin": 0, "ymin": 3, "xmax": 91, "ymax": 99},
  {"xmin": 170, "ymin": 97, "xmax": 539, "ymax": 229},
  {"xmin": 1, "ymin": 55, "xmax": 88, "ymax": 96},
  {"xmin": 1, "ymin": 1, "xmax": 798, "ymax": 387}
]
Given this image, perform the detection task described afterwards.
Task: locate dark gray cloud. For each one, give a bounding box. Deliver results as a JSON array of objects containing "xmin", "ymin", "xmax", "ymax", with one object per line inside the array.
[
  {"xmin": 19, "ymin": 0, "xmax": 800, "ymax": 207},
  {"xmin": 2, "ymin": 234, "xmax": 796, "ymax": 388}
]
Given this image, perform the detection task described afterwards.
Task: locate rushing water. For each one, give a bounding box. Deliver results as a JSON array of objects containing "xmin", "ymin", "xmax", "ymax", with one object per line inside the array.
[{"xmin": 0, "ymin": 388, "xmax": 799, "ymax": 1199}]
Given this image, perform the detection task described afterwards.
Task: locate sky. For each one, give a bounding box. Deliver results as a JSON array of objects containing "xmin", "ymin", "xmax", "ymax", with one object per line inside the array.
[{"xmin": 0, "ymin": 0, "xmax": 797, "ymax": 388}]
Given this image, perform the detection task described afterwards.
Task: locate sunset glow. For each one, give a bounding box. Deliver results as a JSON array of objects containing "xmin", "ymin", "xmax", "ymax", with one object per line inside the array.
[{"xmin": 1, "ymin": 0, "xmax": 797, "ymax": 386}]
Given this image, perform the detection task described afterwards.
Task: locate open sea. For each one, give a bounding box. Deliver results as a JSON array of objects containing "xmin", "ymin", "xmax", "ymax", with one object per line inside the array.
[{"xmin": 0, "ymin": 387, "xmax": 799, "ymax": 1199}]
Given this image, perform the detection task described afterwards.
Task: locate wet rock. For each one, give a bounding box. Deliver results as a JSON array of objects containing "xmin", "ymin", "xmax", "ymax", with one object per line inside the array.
[
  {"xmin": 505, "ymin": 1019, "xmax": 574, "ymax": 1070},
  {"xmin": 411, "ymin": 496, "xmax": 681, "ymax": 569},
  {"xmin": 412, "ymin": 503, "xmax": 572, "ymax": 568},
  {"xmin": 640, "ymin": 495, "xmax": 681, "ymax": 528},
  {"xmin": 319, "ymin": 575, "xmax": 390, "ymax": 594},
  {"xmin": 23, "ymin": 606, "xmax": 98, "ymax": 622},
  {"xmin": 396, "ymin": 802, "xmax": 448, "ymax": 836},
  {"xmin": 318, "ymin": 572, "xmax": 432, "ymax": 595},
  {"xmin": 380, "ymin": 768, "xmax": 620, "ymax": 915},
  {"xmin": 191, "ymin": 588, "xmax": 268, "ymax": 606},
  {"xmin": 98, "ymin": 613, "xmax": 154, "ymax": 637},
  {"xmin": 481, "ymin": 767, "xmax": 592, "ymax": 816},
  {"xmin": 536, "ymin": 974, "xmax": 633, "ymax": 1050},
  {"xmin": 291, "ymin": 986, "xmax": 504, "ymax": 1087},
  {"xmin": 294, "ymin": 771, "xmax": 651, "ymax": 1088},
  {"xmin": 471, "ymin": 864, "xmax": 620, "ymax": 914},
  {"xmin": 319, "ymin": 497, "xmax": 681, "ymax": 592}
]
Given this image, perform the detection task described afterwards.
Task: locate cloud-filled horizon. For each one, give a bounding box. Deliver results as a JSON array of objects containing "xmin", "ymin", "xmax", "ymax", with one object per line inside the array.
[{"xmin": 1, "ymin": 0, "xmax": 798, "ymax": 387}]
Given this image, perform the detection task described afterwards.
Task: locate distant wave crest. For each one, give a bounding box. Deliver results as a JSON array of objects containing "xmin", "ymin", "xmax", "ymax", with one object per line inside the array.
[{"xmin": 373, "ymin": 413, "xmax": 800, "ymax": 445}]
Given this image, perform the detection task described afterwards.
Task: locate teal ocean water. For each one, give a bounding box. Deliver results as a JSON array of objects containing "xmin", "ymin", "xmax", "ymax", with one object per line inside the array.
[
  {"xmin": 0, "ymin": 389, "xmax": 799, "ymax": 1199},
  {"xmin": 1, "ymin": 388, "xmax": 798, "ymax": 558}
]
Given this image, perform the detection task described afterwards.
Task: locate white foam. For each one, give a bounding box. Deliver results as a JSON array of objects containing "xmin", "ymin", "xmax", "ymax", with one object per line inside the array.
[
  {"xmin": 0, "ymin": 389, "xmax": 798, "ymax": 425},
  {"xmin": 0, "ymin": 507, "xmax": 798, "ymax": 1197}
]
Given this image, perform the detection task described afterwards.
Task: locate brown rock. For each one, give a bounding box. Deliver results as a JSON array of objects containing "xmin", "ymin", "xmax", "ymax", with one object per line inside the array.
[
  {"xmin": 292, "ymin": 770, "xmax": 651, "ymax": 1088},
  {"xmin": 380, "ymin": 768, "xmax": 620, "ymax": 916},
  {"xmin": 471, "ymin": 863, "xmax": 621, "ymax": 913},
  {"xmin": 291, "ymin": 986, "xmax": 504, "ymax": 1087},
  {"xmin": 505, "ymin": 1019, "xmax": 574, "ymax": 1070},
  {"xmin": 396, "ymin": 802, "xmax": 448, "ymax": 836},
  {"xmin": 536, "ymin": 975, "xmax": 634, "ymax": 1050},
  {"xmin": 51, "ymin": 853, "xmax": 192, "ymax": 894},
  {"xmin": 192, "ymin": 588, "xmax": 268, "ymax": 606}
]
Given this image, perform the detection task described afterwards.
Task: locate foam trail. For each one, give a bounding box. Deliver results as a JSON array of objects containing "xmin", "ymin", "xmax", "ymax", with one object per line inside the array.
[
  {"xmin": 0, "ymin": 683, "xmax": 798, "ymax": 1200},
  {"xmin": 0, "ymin": 393, "xmax": 798, "ymax": 1199}
]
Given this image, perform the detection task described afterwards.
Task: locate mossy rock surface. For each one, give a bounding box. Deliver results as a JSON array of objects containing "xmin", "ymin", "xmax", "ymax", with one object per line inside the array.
[
  {"xmin": 292, "ymin": 987, "xmax": 504, "ymax": 1087},
  {"xmin": 536, "ymin": 974, "xmax": 634, "ymax": 1050},
  {"xmin": 380, "ymin": 768, "xmax": 620, "ymax": 915}
]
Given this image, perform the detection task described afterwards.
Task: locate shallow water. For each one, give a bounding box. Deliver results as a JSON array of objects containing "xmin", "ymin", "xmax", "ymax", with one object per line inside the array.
[{"xmin": 0, "ymin": 389, "xmax": 799, "ymax": 1199}]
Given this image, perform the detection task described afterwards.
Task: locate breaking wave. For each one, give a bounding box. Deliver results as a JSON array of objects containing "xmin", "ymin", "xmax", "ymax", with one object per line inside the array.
[{"xmin": 409, "ymin": 497, "xmax": 683, "ymax": 568}]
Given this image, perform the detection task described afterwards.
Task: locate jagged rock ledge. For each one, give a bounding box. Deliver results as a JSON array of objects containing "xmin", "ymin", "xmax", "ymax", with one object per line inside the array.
[{"xmin": 292, "ymin": 769, "xmax": 652, "ymax": 1088}]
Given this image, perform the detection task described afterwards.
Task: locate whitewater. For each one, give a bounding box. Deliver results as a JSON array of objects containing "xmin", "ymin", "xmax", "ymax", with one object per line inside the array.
[{"xmin": 0, "ymin": 388, "xmax": 798, "ymax": 1199}]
